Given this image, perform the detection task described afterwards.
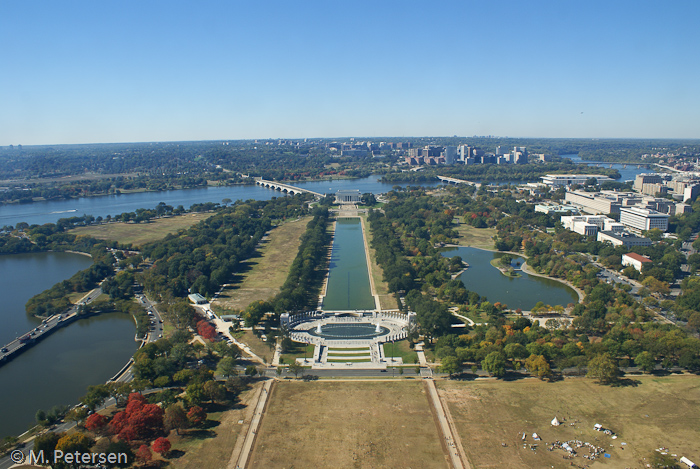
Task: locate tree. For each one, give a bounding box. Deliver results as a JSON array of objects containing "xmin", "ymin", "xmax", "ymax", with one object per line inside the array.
[
  {"xmin": 587, "ymin": 353, "xmax": 619, "ymax": 385},
  {"xmin": 56, "ymin": 432, "xmax": 94, "ymax": 461},
  {"xmin": 217, "ymin": 356, "xmax": 237, "ymax": 378},
  {"xmin": 85, "ymin": 413, "xmax": 107, "ymax": 434},
  {"xmin": 525, "ymin": 354, "xmax": 552, "ymax": 380},
  {"xmin": 203, "ymin": 380, "xmax": 226, "ymax": 403},
  {"xmin": 288, "ymin": 361, "xmax": 303, "ymax": 378},
  {"xmin": 187, "ymin": 406, "xmax": 207, "ymax": 428},
  {"xmin": 152, "ymin": 437, "xmax": 171, "ymax": 457},
  {"xmin": 164, "ymin": 403, "xmax": 188, "ymax": 435},
  {"xmin": 137, "ymin": 445, "xmax": 152, "ymax": 464},
  {"xmin": 482, "ymin": 352, "xmax": 506, "ymax": 378},
  {"xmin": 34, "ymin": 432, "xmax": 63, "ymax": 456},
  {"xmin": 635, "ymin": 351, "xmax": 655, "ymax": 373},
  {"xmin": 439, "ymin": 356, "xmax": 461, "ymax": 377}
]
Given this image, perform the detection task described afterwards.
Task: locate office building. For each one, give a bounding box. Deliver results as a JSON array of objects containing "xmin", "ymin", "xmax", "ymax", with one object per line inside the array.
[{"xmin": 619, "ymin": 207, "xmax": 669, "ymax": 232}]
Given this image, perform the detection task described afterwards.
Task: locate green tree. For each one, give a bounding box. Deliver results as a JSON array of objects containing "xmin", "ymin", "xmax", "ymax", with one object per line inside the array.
[
  {"xmin": 587, "ymin": 353, "xmax": 619, "ymax": 385},
  {"xmin": 164, "ymin": 403, "xmax": 188, "ymax": 435},
  {"xmin": 439, "ymin": 356, "xmax": 461, "ymax": 377},
  {"xmin": 481, "ymin": 351, "xmax": 506, "ymax": 378},
  {"xmin": 288, "ymin": 361, "xmax": 303, "ymax": 378},
  {"xmin": 634, "ymin": 351, "xmax": 655, "ymax": 373}
]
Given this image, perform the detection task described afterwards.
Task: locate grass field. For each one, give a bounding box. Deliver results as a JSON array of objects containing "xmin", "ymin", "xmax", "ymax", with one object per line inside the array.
[
  {"xmin": 249, "ymin": 381, "xmax": 446, "ymax": 468},
  {"xmin": 438, "ymin": 375, "xmax": 700, "ymax": 468},
  {"xmin": 68, "ymin": 213, "xmax": 213, "ymax": 247},
  {"xmin": 279, "ymin": 342, "xmax": 315, "ymax": 364},
  {"xmin": 383, "ymin": 340, "xmax": 419, "ymax": 365},
  {"xmin": 453, "ymin": 222, "xmax": 497, "ymax": 249},
  {"xmin": 212, "ymin": 217, "xmax": 311, "ymax": 312},
  {"xmin": 234, "ymin": 330, "xmax": 274, "ymax": 363},
  {"xmin": 169, "ymin": 383, "xmax": 261, "ymax": 469}
]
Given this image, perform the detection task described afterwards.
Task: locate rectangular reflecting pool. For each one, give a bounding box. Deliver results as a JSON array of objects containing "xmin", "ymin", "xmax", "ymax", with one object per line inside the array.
[{"xmin": 322, "ymin": 218, "xmax": 376, "ymax": 311}]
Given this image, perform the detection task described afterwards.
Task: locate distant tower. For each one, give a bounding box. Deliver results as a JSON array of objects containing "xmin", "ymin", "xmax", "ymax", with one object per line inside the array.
[{"xmin": 444, "ymin": 146, "xmax": 457, "ymax": 164}]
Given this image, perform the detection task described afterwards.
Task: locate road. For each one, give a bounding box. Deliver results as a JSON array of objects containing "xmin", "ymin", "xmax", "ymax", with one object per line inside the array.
[{"xmin": 0, "ymin": 288, "xmax": 103, "ymax": 364}]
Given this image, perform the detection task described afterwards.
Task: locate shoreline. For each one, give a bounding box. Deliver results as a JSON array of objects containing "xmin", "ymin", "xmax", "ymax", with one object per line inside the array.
[{"xmin": 448, "ymin": 245, "xmax": 584, "ymax": 303}]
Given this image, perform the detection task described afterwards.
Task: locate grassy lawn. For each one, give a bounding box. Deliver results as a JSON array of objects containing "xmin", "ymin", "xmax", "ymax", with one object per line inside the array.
[
  {"xmin": 454, "ymin": 222, "xmax": 497, "ymax": 249},
  {"xmin": 361, "ymin": 213, "xmax": 399, "ymax": 310},
  {"xmin": 383, "ymin": 340, "xmax": 419, "ymax": 365},
  {"xmin": 326, "ymin": 357, "xmax": 372, "ymax": 362},
  {"xmin": 212, "ymin": 217, "xmax": 311, "ymax": 312},
  {"xmin": 439, "ymin": 375, "xmax": 700, "ymax": 469},
  {"xmin": 249, "ymin": 381, "xmax": 445, "ymax": 468},
  {"xmin": 279, "ymin": 342, "xmax": 315, "ymax": 365},
  {"xmin": 235, "ymin": 330, "xmax": 274, "ymax": 363},
  {"xmin": 68, "ymin": 213, "xmax": 213, "ymax": 247},
  {"xmin": 169, "ymin": 384, "xmax": 261, "ymax": 469}
]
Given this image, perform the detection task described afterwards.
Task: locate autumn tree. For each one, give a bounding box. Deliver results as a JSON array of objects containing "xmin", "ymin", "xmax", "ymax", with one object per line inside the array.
[
  {"xmin": 136, "ymin": 445, "xmax": 152, "ymax": 464},
  {"xmin": 525, "ymin": 354, "xmax": 552, "ymax": 380},
  {"xmin": 109, "ymin": 393, "xmax": 164, "ymax": 441},
  {"xmin": 56, "ymin": 432, "xmax": 94, "ymax": 460},
  {"xmin": 152, "ymin": 437, "xmax": 171, "ymax": 457},
  {"xmin": 85, "ymin": 413, "xmax": 107, "ymax": 434},
  {"xmin": 187, "ymin": 406, "xmax": 207, "ymax": 428}
]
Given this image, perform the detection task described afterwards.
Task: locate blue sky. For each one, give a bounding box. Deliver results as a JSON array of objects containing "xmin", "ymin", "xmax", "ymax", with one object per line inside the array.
[{"xmin": 1, "ymin": 1, "xmax": 699, "ymax": 145}]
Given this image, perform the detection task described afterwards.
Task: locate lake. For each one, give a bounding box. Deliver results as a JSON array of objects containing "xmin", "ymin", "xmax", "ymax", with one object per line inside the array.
[{"xmin": 441, "ymin": 247, "xmax": 579, "ymax": 311}]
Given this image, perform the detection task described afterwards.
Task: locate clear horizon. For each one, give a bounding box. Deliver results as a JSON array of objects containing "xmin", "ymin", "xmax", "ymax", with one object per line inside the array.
[{"xmin": 2, "ymin": 0, "xmax": 699, "ymax": 146}]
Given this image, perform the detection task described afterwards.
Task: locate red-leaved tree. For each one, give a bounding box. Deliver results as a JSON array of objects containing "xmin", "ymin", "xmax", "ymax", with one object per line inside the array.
[
  {"xmin": 109, "ymin": 393, "xmax": 164, "ymax": 441},
  {"xmin": 85, "ymin": 414, "xmax": 107, "ymax": 433},
  {"xmin": 137, "ymin": 444, "xmax": 152, "ymax": 463},
  {"xmin": 152, "ymin": 437, "xmax": 171, "ymax": 456},
  {"xmin": 187, "ymin": 406, "xmax": 206, "ymax": 428},
  {"xmin": 196, "ymin": 320, "xmax": 217, "ymax": 340}
]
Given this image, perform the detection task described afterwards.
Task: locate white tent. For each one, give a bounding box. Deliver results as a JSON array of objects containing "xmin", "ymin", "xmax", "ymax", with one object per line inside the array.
[{"xmin": 551, "ymin": 417, "xmax": 561, "ymax": 426}]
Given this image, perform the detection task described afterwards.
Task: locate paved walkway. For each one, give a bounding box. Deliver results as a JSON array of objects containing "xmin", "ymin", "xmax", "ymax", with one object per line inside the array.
[
  {"xmin": 227, "ymin": 379, "xmax": 273, "ymax": 469},
  {"xmin": 425, "ymin": 379, "xmax": 469, "ymax": 469}
]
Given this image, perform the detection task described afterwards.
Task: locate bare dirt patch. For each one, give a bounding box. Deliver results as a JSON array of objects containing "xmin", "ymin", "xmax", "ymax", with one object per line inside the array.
[
  {"xmin": 213, "ymin": 217, "xmax": 311, "ymax": 312},
  {"xmin": 249, "ymin": 380, "xmax": 447, "ymax": 468},
  {"xmin": 68, "ymin": 213, "xmax": 213, "ymax": 247},
  {"xmin": 439, "ymin": 375, "xmax": 700, "ymax": 468}
]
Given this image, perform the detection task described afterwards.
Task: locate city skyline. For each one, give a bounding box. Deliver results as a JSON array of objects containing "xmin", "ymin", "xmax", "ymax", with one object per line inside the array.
[{"xmin": 1, "ymin": 0, "xmax": 700, "ymax": 146}]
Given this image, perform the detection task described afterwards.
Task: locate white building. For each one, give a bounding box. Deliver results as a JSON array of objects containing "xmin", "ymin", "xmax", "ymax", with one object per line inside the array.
[
  {"xmin": 619, "ymin": 207, "xmax": 669, "ymax": 232},
  {"xmin": 541, "ymin": 174, "xmax": 613, "ymax": 187},
  {"xmin": 621, "ymin": 252, "xmax": 652, "ymax": 271},
  {"xmin": 335, "ymin": 190, "xmax": 362, "ymax": 204},
  {"xmin": 597, "ymin": 231, "xmax": 652, "ymax": 247}
]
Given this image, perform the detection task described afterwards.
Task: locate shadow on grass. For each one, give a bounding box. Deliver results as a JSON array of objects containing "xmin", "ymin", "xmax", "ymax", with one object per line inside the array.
[
  {"xmin": 185, "ymin": 428, "xmax": 217, "ymax": 439},
  {"xmin": 612, "ymin": 377, "xmax": 642, "ymax": 387},
  {"xmin": 167, "ymin": 449, "xmax": 186, "ymax": 459}
]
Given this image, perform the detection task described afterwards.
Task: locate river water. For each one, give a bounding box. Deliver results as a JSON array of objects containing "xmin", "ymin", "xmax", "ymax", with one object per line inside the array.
[
  {"xmin": 441, "ymin": 247, "xmax": 579, "ymax": 311},
  {"xmin": 562, "ymin": 153, "xmax": 648, "ymax": 182},
  {"xmin": 0, "ymin": 176, "xmax": 442, "ymax": 228},
  {"xmin": 0, "ymin": 252, "xmax": 137, "ymax": 439},
  {"xmin": 322, "ymin": 218, "xmax": 376, "ymax": 311}
]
